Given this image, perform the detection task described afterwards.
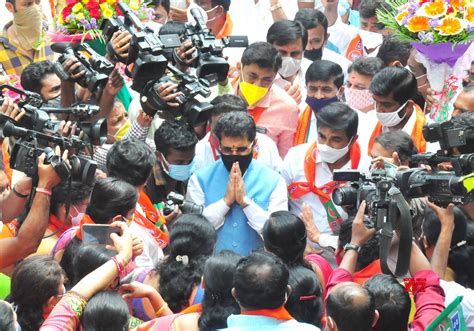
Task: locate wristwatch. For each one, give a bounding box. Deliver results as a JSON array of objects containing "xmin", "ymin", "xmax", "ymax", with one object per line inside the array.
[{"xmin": 343, "ymin": 243, "xmax": 361, "ymax": 254}]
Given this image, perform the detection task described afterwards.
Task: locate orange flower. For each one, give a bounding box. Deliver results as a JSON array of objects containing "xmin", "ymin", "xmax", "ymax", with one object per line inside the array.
[
  {"xmin": 450, "ymin": 0, "xmax": 466, "ymax": 7},
  {"xmin": 407, "ymin": 16, "xmax": 430, "ymax": 32},
  {"xmin": 466, "ymin": 4, "xmax": 474, "ymax": 22},
  {"xmin": 435, "ymin": 17, "xmax": 465, "ymax": 35},
  {"xmin": 422, "ymin": 2, "xmax": 447, "ymax": 18}
]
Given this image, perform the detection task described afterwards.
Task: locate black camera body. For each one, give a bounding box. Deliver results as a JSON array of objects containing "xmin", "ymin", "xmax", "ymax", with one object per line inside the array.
[
  {"xmin": 140, "ymin": 64, "xmax": 213, "ymax": 126},
  {"xmin": 163, "ymin": 192, "xmax": 203, "ymax": 215},
  {"xmin": 101, "ymin": 2, "xmax": 180, "ymax": 92},
  {"xmin": 52, "ymin": 42, "xmax": 114, "ymax": 93}
]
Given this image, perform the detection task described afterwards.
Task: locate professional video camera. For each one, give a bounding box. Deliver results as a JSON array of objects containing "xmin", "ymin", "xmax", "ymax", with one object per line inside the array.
[
  {"xmin": 178, "ymin": 8, "xmax": 248, "ymax": 82},
  {"xmin": 1, "ymin": 121, "xmax": 97, "ymax": 186},
  {"xmin": 140, "ymin": 63, "xmax": 213, "ymax": 126},
  {"xmin": 163, "ymin": 192, "xmax": 203, "ymax": 216},
  {"xmin": 396, "ymin": 120, "xmax": 474, "ymax": 206},
  {"xmin": 101, "ymin": 2, "xmax": 180, "ymax": 92},
  {"xmin": 52, "ymin": 42, "xmax": 114, "ymax": 93},
  {"xmin": 332, "ymin": 169, "xmax": 413, "ymax": 277}
]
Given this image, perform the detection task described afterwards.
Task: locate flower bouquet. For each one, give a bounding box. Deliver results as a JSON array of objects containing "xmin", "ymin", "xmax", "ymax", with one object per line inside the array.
[
  {"xmin": 52, "ymin": 0, "xmax": 151, "ymax": 44},
  {"xmin": 378, "ymin": 0, "xmax": 474, "ymax": 122}
]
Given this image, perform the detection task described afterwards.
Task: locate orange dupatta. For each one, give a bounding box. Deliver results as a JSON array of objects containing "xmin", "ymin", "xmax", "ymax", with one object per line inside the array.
[
  {"xmin": 241, "ymin": 307, "xmax": 294, "ymax": 321},
  {"xmin": 368, "ymin": 104, "xmax": 427, "ymax": 155},
  {"xmin": 287, "ymin": 142, "xmax": 361, "ymax": 234},
  {"xmin": 293, "ymin": 105, "xmax": 313, "ymax": 146},
  {"xmin": 135, "ymin": 192, "xmax": 169, "ymax": 249},
  {"xmin": 75, "ymin": 214, "xmax": 96, "ymax": 240},
  {"xmin": 345, "ymin": 34, "xmax": 364, "ymax": 62}
]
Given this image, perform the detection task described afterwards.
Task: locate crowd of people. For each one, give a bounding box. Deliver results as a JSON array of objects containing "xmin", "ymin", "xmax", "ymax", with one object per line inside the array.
[{"xmin": 0, "ymin": 0, "xmax": 473, "ymax": 330}]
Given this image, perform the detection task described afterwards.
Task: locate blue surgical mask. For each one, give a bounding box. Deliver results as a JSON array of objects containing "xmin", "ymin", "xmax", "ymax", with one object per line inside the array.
[
  {"xmin": 306, "ymin": 96, "xmax": 339, "ymax": 113},
  {"xmin": 162, "ymin": 155, "xmax": 196, "ymax": 181}
]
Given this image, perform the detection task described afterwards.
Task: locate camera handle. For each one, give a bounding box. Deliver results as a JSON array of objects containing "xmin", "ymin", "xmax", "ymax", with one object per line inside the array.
[{"xmin": 379, "ymin": 187, "xmax": 413, "ymax": 277}]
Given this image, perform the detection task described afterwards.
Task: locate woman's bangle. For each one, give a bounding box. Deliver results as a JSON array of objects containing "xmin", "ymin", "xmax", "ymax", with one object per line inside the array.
[
  {"xmin": 12, "ymin": 185, "xmax": 29, "ymax": 198},
  {"xmin": 111, "ymin": 256, "xmax": 124, "ymax": 275},
  {"xmin": 156, "ymin": 302, "xmax": 169, "ymax": 317},
  {"xmin": 35, "ymin": 188, "xmax": 52, "ymax": 196}
]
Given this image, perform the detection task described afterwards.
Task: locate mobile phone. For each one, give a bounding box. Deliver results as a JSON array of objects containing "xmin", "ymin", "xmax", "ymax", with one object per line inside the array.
[{"xmin": 82, "ymin": 224, "xmax": 121, "ymax": 246}]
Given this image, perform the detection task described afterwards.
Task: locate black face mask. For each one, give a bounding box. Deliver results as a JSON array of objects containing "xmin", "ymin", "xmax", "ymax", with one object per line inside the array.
[
  {"xmin": 304, "ymin": 47, "xmax": 323, "ymax": 62},
  {"xmin": 43, "ymin": 95, "xmax": 61, "ymax": 108},
  {"xmin": 221, "ymin": 152, "xmax": 253, "ymax": 174}
]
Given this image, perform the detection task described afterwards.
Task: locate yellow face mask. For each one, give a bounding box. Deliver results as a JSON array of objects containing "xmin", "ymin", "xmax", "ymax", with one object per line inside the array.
[
  {"xmin": 239, "ymin": 80, "xmax": 269, "ymax": 107},
  {"xmin": 114, "ymin": 120, "xmax": 132, "ymax": 141}
]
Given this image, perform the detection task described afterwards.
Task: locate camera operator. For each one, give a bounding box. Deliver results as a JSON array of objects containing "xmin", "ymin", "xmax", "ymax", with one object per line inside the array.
[
  {"xmin": 0, "ymin": 148, "xmax": 65, "ymax": 269},
  {"xmin": 20, "ymin": 61, "xmax": 62, "ymax": 107},
  {"xmin": 146, "ymin": 119, "xmax": 198, "ymax": 210}
]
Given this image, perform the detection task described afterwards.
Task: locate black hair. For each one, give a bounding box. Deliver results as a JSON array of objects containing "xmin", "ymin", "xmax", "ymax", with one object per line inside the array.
[
  {"xmin": 423, "ymin": 207, "xmax": 474, "ymax": 289},
  {"xmin": 157, "ymin": 214, "xmax": 216, "ymax": 312},
  {"xmin": 285, "ymin": 266, "xmax": 323, "ymax": 327},
  {"xmin": 370, "ymin": 67, "xmax": 417, "ymax": 105},
  {"xmin": 50, "ymin": 181, "xmax": 92, "ymax": 216},
  {"xmin": 326, "ymin": 283, "xmax": 375, "ymax": 331},
  {"xmin": 214, "ymin": 111, "xmax": 257, "ymax": 142},
  {"xmin": 73, "ymin": 245, "xmax": 116, "ymax": 286},
  {"xmin": 294, "ymin": 9, "xmax": 328, "ymax": 34},
  {"xmin": 210, "ymin": 94, "xmax": 247, "ymax": 118},
  {"xmin": 363, "ymin": 274, "xmax": 410, "ymax": 331},
  {"xmin": 316, "ymin": 102, "xmax": 358, "ymax": 140},
  {"xmin": 207, "ymin": 0, "xmax": 229, "ymax": 11},
  {"xmin": 154, "ymin": 119, "xmax": 198, "ymax": 157},
  {"xmin": 262, "ymin": 211, "xmax": 308, "ymax": 267},
  {"xmin": 150, "ymin": 0, "xmax": 170, "ymax": 13},
  {"xmin": 267, "ymin": 20, "xmax": 308, "ymax": 51},
  {"xmin": 10, "ymin": 256, "xmax": 64, "ymax": 331},
  {"xmin": 376, "ymin": 35, "xmax": 412, "ymax": 67},
  {"xmin": 85, "ymin": 177, "xmax": 138, "ymax": 225},
  {"xmin": 106, "ymin": 138, "xmax": 155, "ymax": 187},
  {"xmin": 241, "ymin": 42, "xmax": 282, "ymax": 72},
  {"xmin": 82, "ymin": 291, "xmax": 129, "ymax": 331},
  {"xmin": 20, "ymin": 60, "xmax": 56, "ymax": 95},
  {"xmin": 0, "ymin": 301, "xmax": 16, "ymax": 331},
  {"xmin": 233, "ymin": 251, "xmax": 289, "ymax": 310},
  {"xmin": 374, "ymin": 131, "xmax": 418, "ymax": 162},
  {"xmin": 348, "ymin": 56, "xmax": 384, "ymax": 78},
  {"xmin": 450, "ymin": 112, "xmax": 474, "ymax": 154},
  {"xmin": 198, "ymin": 250, "xmax": 241, "ymax": 331},
  {"xmin": 338, "ymin": 217, "xmax": 380, "ymax": 271},
  {"xmin": 306, "ymin": 60, "xmax": 344, "ymax": 88},
  {"xmin": 359, "ymin": 0, "xmax": 387, "ymax": 19}
]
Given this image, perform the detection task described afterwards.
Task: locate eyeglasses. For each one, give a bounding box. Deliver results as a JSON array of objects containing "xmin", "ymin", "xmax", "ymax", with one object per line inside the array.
[{"xmin": 220, "ymin": 142, "xmax": 254, "ymax": 155}]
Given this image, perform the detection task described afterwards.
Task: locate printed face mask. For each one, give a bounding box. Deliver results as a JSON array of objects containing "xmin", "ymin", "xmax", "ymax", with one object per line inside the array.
[{"xmin": 344, "ymin": 88, "xmax": 374, "ymax": 111}]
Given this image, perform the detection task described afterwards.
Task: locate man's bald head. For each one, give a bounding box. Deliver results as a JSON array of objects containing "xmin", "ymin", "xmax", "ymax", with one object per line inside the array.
[
  {"xmin": 327, "ymin": 282, "xmax": 376, "ymax": 331},
  {"xmin": 233, "ymin": 251, "xmax": 289, "ymax": 310}
]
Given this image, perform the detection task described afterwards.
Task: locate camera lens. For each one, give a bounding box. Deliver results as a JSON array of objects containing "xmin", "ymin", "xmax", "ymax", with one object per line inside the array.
[{"xmin": 332, "ymin": 186, "xmax": 358, "ymax": 206}]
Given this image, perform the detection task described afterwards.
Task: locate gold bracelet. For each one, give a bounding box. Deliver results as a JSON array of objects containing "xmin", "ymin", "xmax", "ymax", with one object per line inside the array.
[
  {"xmin": 156, "ymin": 302, "xmax": 169, "ymax": 317},
  {"xmin": 270, "ymin": 2, "xmax": 282, "ymax": 11}
]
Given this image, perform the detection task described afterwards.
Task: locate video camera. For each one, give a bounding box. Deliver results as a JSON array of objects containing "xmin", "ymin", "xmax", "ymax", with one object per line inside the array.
[
  {"xmin": 1, "ymin": 121, "xmax": 97, "ymax": 186},
  {"xmin": 52, "ymin": 42, "xmax": 114, "ymax": 93},
  {"xmin": 332, "ymin": 169, "xmax": 413, "ymax": 277},
  {"xmin": 163, "ymin": 192, "xmax": 203, "ymax": 215},
  {"xmin": 140, "ymin": 63, "xmax": 213, "ymax": 126},
  {"xmin": 178, "ymin": 7, "xmax": 248, "ymax": 82},
  {"xmin": 396, "ymin": 120, "xmax": 474, "ymax": 206},
  {"xmin": 101, "ymin": 2, "xmax": 181, "ymax": 92}
]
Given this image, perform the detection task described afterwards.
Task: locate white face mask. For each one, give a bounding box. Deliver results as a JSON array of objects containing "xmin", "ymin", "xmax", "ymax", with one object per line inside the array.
[
  {"xmin": 71, "ymin": 205, "xmax": 85, "ymax": 226},
  {"xmin": 318, "ymin": 139, "xmax": 352, "ymax": 164},
  {"xmin": 279, "ymin": 56, "xmax": 302, "ymax": 78},
  {"xmin": 376, "ymin": 101, "xmax": 408, "ymax": 127}
]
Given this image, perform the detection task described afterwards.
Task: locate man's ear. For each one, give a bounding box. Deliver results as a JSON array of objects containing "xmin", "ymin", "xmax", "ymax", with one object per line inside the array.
[
  {"xmin": 390, "ymin": 60, "xmax": 403, "ymax": 68},
  {"xmin": 214, "ymin": 5, "xmax": 225, "ymax": 16},
  {"xmin": 156, "ymin": 151, "xmax": 163, "ymax": 162},
  {"xmin": 337, "ymin": 85, "xmax": 345, "ymax": 99},
  {"xmin": 5, "ymin": 2, "xmax": 14, "ymax": 13},
  {"xmin": 372, "ymin": 309, "xmax": 380, "ymax": 327},
  {"xmin": 350, "ymin": 134, "xmax": 359, "ymax": 146}
]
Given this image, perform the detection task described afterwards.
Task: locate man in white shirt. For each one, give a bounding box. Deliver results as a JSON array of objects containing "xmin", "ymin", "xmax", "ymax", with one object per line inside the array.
[
  {"xmin": 368, "ymin": 67, "xmax": 435, "ymax": 155},
  {"xmin": 187, "ymin": 112, "xmax": 288, "ymax": 256},
  {"xmin": 282, "ymin": 102, "xmax": 370, "ymax": 245},
  {"xmin": 294, "ymin": 9, "xmax": 352, "ymax": 76},
  {"xmin": 267, "ymin": 19, "xmax": 310, "ymax": 106},
  {"xmin": 195, "ymin": 94, "xmax": 282, "ymax": 171}
]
